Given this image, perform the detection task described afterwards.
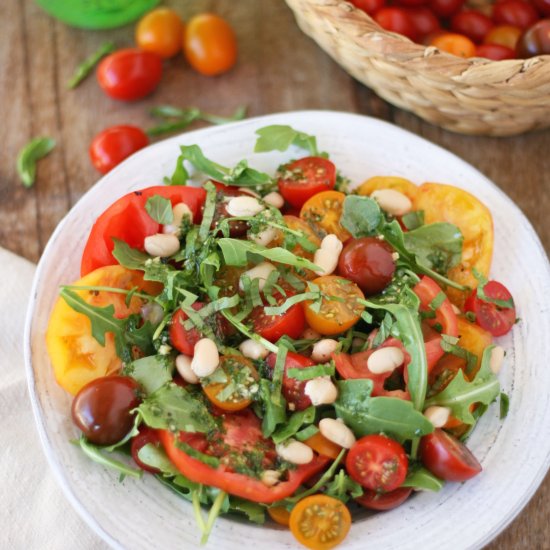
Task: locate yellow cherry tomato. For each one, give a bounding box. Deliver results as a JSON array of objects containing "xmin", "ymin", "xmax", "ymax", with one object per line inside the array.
[
  {"xmin": 300, "ymin": 191, "xmax": 351, "ymax": 242},
  {"xmin": 304, "ymin": 432, "xmax": 342, "ymax": 459},
  {"xmin": 268, "ymin": 506, "xmax": 291, "ymax": 527},
  {"xmin": 135, "ymin": 8, "xmax": 184, "ymax": 59}
]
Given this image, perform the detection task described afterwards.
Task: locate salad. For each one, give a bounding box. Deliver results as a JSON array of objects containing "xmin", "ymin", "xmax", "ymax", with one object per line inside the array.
[{"xmin": 45, "ymin": 125, "xmax": 516, "ymax": 549}]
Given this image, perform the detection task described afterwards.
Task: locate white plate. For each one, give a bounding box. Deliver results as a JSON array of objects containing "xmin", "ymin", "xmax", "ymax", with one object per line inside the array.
[{"xmin": 25, "ymin": 111, "xmax": 550, "ymax": 550}]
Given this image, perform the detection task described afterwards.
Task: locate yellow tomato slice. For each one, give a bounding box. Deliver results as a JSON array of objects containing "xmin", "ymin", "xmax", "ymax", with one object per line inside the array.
[
  {"xmin": 356, "ymin": 175, "xmax": 419, "ymax": 203},
  {"xmin": 414, "ymin": 182, "xmax": 494, "ymax": 307},
  {"xmin": 457, "ymin": 317, "xmax": 493, "ymax": 377},
  {"xmin": 300, "ymin": 191, "xmax": 351, "ymax": 242},
  {"xmin": 46, "ymin": 265, "xmax": 161, "ymax": 395}
]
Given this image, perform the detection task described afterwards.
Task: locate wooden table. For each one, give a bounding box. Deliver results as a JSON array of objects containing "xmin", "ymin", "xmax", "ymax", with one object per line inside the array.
[{"xmin": 1, "ymin": 0, "xmax": 548, "ymax": 547}]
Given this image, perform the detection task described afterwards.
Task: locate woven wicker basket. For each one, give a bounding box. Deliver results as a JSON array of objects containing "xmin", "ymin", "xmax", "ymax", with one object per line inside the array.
[{"xmin": 286, "ymin": 0, "xmax": 550, "ymax": 136}]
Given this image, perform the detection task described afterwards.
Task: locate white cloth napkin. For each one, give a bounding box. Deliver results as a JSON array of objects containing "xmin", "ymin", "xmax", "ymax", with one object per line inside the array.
[{"xmin": 1, "ymin": 247, "xmax": 106, "ymax": 549}]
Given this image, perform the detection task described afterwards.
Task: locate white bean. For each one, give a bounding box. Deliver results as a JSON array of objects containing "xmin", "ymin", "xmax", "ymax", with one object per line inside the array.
[
  {"xmin": 423, "ymin": 405, "xmax": 451, "ymax": 428},
  {"xmin": 140, "ymin": 302, "xmax": 164, "ymax": 325},
  {"xmin": 260, "ymin": 469, "xmax": 281, "ymax": 487},
  {"xmin": 305, "ymin": 377, "xmax": 338, "ymax": 406},
  {"xmin": 226, "ymin": 196, "xmax": 265, "ymax": 217},
  {"xmin": 175, "ymin": 354, "xmax": 199, "ymax": 384},
  {"xmin": 490, "ymin": 345, "xmax": 505, "ymax": 374},
  {"xmin": 263, "ymin": 191, "xmax": 284, "ymax": 209},
  {"xmin": 249, "ymin": 227, "xmax": 278, "ymax": 247},
  {"xmin": 190, "ymin": 338, "xmax": 220, "ymax": 378},
  {"xmin": 318, "ymin": 418, "xmax": 356, "ymax": 449},
  {"xmin": 239, "ymin": 338, "xmax": 269, "ymax": 360},
  {"xmin": 314, "ymin": 234, "xmax": 343, "ymax": 276},
  {"xmin": 276, "ymin": 439, "xmax": 314, "ymax": 465},
  {"xmin": 371, "ymin": 189, "xmax": 412, "ymax": 217},
  {"xmin": 367, "ymin": 346, "xmax": 405, "ymax": 374},
  {"xmin": 144, "ymin": 233, "xmax": 180, "ymax": 258},
  {"xmin": 311, "ymin": 339, "xmax": 339, "ymax": 363},
  {"xmin": 163, "ymin": 203, "xmax": 193, "ymax": 236},
  {"xmin": 239, "ymin": 261, "xmax": 277, "ymax": 292}
]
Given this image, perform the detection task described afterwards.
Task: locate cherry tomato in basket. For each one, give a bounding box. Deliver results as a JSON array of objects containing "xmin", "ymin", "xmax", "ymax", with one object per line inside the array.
[
  {"xmin": 464, "ymin": 280, "xmax": 516, "ymax": 336},
  {"xmin": 72, "ymin": 375, "xmax": 141, "ymax": 446},
  {"xmin": 533, "ymin": 0, "xmax": 550, "ymax": 16},
  {"xmin": 46, "ymin": 266, "xmax": 161, "ymax": 395},
  {"xmin": 131, "ymin": 426, "xmax": 162, "ymax": 473},
  {"xmin": 184, "ymin": 14, "xmax": 237, "ymax": 76},
  {"xmin": 493, "ymin": 0, "xmax": 539, "ymax": 30},
  {"xmin": 419, "ymin": 428, "xmax": 482, "ymax": 481},
  {"xmin": 80, "ymin": 186, "xmax": 206, "ymax": 276},
  {"xmin": 516, "ymin": 19, "xmax": 550, "ymax": 57},
  {"xmin": 350, "ymin": 0, "xmax": 386, "ymax": 15},
  {"xmin": 395, "ymin": 0, "xmax": 430, "ymax": 8},
  {"xmin": 89, "ymin": 125, "xmax": 149, "ymax": 174},
  {"xmin": 135, "ymin": 8, "xmax": 184, "ymax": 59},
  {"xmin": 475, "ymin": 43, "xmax": 517, "ymax": 59},
  {"xmin": 406, "ymin": 8, "xmax": 441, "ymax": 39},
  {"xmin": 346, "ymin": 435, "xmax": 408, "ymax": 492},
  {"xmin": 374, "ymin": 7, "xmax": 419, "ymax": 41},
  {"xmin": 484, "ymin": 24, "xmax": 523, "ymax": 48},
  {"xmin": 266, "ymin": 351, "xmax": 314, "ymax": 411},
  {"xmin": 277, "ymin": 157, "xmax": 336, "ymax": 209},
  {"xmin": 451, "ymin": 10, "xmax": 494, "ymax": 43},
  {"xmin": 97, "ymin": 48, "xmax": 162, "ymax": 101},
  {"xmin": 337, "ymin": 237, "xmax": 395, "ymax": 295},
  {"xmin": 355, "ymin": 487, "xmax": 413, "ymax": 511},
  {"xmin": 430, "ymin": 32, "xmax": 477, "ymax": 57},
  {"xmin": 300, "ymin": 190, "xmax": 351, "ymax": 242},
  {"xmin": 289, "ymin": 495, "xmax": 352, "ymax": 550},
  {"xmin": 429, "ymin": 0, "xmax": 465, "ymax": 19}
]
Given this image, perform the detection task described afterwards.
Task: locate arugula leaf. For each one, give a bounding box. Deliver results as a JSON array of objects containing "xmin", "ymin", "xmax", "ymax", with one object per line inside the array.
[
  {"xmin": 424, "ymin": 345, "xmax": 500, "ymax": 424},
  {"xmin": 340, "ymin": 194, "xmax": 382, "ymax": 237},
  {"xmin": 112, "ymin": 238, "xmax": 151, "ymax": 268},
  {"xmin": 254, "ymin": 125, "xmax": 320, "ymax": 156},
  {"xmin": 79, "ymin": 436, "xmax": 142, "ymax": 479},
  {"xmin": 272, "ymin": 406, "xmax": 316, "ymax": 444},
  {"xmin": 286, "ymin": 362, "xmax": 335, "ymax": 381},
  {"xmin": 402, "ymin": 466, "xmax": 444, "ymax": 491},
  {"xmin": 229, "ymin": 498, "xmax": 266, "ymax": 524},
  {"xmin": 125, "ymin": 355, "xmax": 173, "ymax": 395},
  {"xmin": 324, "ymin": 470, "xmax": 364, "ymax": 502},
  {"xmin": 67, "ymin": 41, "xmax": 115, "ymax": 89},
  {"xmin": 401, "ymin": 210, "xmax": 424, "ymax": 230},
  {"xmin": 145, "ymin": 195, "xmax": 174, "ymax": 225},
  {"xmin": 17, "ymin": 136, "xmax": 56, "ymax": 187},
  {"xmin": 259, "ymin": 379, "xmax": 287, "ymax": 438},
  {"xmin": 137, "ymin": 442, "xmax": 180, "ymax": 476}
]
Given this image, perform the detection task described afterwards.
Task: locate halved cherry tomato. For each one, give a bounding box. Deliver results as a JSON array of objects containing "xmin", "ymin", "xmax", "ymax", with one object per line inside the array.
[
  {"xmin": 413, "ymin": 276, "xmax": 458, "ymax": 337},
  {"xmin": 475, "ymin": 43, "xmax": 517, "ymax": 59},
  {"xmin": 97, "ymin": 48, "xmax": 162, "ymax": 101},
  {"xmin": 419, "ymin": 428, "xmax": 482, "ymax": 481},
  {"xmin": 304, "ymin": 432, "xmax": 342, "ymax": 459},
  {"xmin": 430, "ymin": 32, "xmax": 477, "ymax": 57},
  {"xmin": 183, "ymin": 14, "xmax": 237, "ymax": 76},
  {"xmin": 374, "ymin": 7, "xmax": 419, "ymax": 40},
  {"xmin": 266, "ymin": 351, "xmax": 314, "ymax": 410},
  {"xmin": 202, "ymin": 355, "xmax": 258, "ymax": 411},
  {"xmin": 277, "ymin": 157, "xmax": 336, "ymax": 209},
  {"xmin": 484, "ymin": 24, "xmax": 522, "ymax": 48},
  {"xmin": 46, "ymin": 266, "xmax": 161, "ymax": 395},
  {"xmin": 357, "ymin": 175, "xmax": 419, "ymax": 203},
  {"xmin": 303, "ymin": 276, "xmax": 365, "ymax": 336},
  {"xmin": 289, "ymin": 494, "xmax": 351, "ymax": 550},
  {"xmin": 135, "ymin": 8, "xmax": 184, "ymax": 59},
  {"xmin": 493, "ymin": 0, "xmax": 539, "ymax": 30},
  {"xmin": 451, "ymin": 10, "xmax": 494, "ymax": 43},
  {"xmin": 131, "ymin": 426, "xmax": 162, "ymax": 473},
  {"xmin": 355, "ymin": 487, "xmax": 413, "ymax": 511},
  {"xmin": 464, "ymin": 280, "xmax": 516, "ymax": 336},
  {"xmin": 300, "ymin": 191, "xmax": 351, "ymax": 242},
  {"xmin": 268, "ymin": 506, "xmax": 291, "ymax": 526},
  {"xmin": 346, "ymin": 435, "xmax": 408, "ymax": 492},
  {"xmin": 169, "ymin": 303, "xmax": 205, "ymax": 356},
  {"xmin": 89, "ymin": 125, "xmax": 149, "ymax": 174},
  {"xmin": 80, "ymin": 186, "xmax": 206, "ymax": 276}
]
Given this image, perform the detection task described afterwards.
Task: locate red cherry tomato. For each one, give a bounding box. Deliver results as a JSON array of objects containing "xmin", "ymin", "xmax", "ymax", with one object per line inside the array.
[
  {"xmin": 451, "ymin": 10, "xmax": 494, "ymax": 43},
  {"xmin": 169, "ymin": 303, "xmax": 205, "ymax": 356},
  {"xmin": 374, "ymin": 7, "xmax": 419, "ymax": 40},
  {"xmin": 429, "ymin": 0, "xmax": 465, "ymax": 18},
  {"xmin": 493, "ymin": 0, "xmax": 539, "ymax": 30},
  {"xmin": 464, "ymin": 280, "xmax": 516, "ymax": 336},
  {"xmin": 71, "ymin": 375, "xmax": 141, "ymax": 446},
  {"xmin": 346, "ymin": 435, "xmax": 408, "ymax": 492},
  {"xmin": 516, "ymin": 19, "xmax": 550, "ymax": 57},
  {"xmin": 476, "ymin": 42, "xmax": 517, "ymax": 59},
  {"xmin": 533, "ymin": 0, "xmax": 550, "ymax": 15},
  {"xmin": 406, "ymin": 8, "xmax": 441, "ymax": 39},
  {"xmin": 395, "ymin": 0, "xmax": 430, "ymax": 7},
  {"xmin": 277, "ymin": 157, "xmax": 336, "ymax": 209},
  {"xmin": 419, "ymin": 428, "xmax": 482, "ymax": 481},
  {"xmin": 337, "ymin": 237, "xmax": 396, "ymax": 295},
  {"xmin": 97, "ymin": 48, "xmax": 163, "ymax": 101},
  {"xmin": 131, "ymin": 427, "xmax": 162, "ymax": 473},
  {"xmin": 89, "ymin": 125, "xmax": 149, "ymax": 174},
  {"xmin": 355, "ymin": 487, "xmax": 413, "ymax": 511},
  {"xmin": 266, "ymin": 352, "xmax": 314, "ymax": 411},
  {"xmin": 350, "ymin": 0, "xmax": 386, "ymax": 15}
]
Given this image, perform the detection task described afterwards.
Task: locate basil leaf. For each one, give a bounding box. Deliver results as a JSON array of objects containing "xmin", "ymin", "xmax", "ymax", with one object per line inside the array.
[
  {"xmin": 125, "ymin": 355, "xmax": 173, "ymax": 395},
  {"xmin": 67, "ymin": 42, "xmax": 115, "ymax": 88},
  {"xmin": 17, "ymin": 137, "xmax": 56, "ymax": 187},
  {"xmin": 402, "ymin": 466, "xmax": 444, "ymax": 491},
  {"xmin": 440, "ymin": 334, "xmax": 477, "ymax": 376},
  {"xmin": 474, "ymin": 269, "xmax": 515, "ymax": 309},
  {"xmin": 259, "ymin": 379, "xmax": 286, "ymax": 438},
  {"xmin": 286, "ymin": 362, "xmax": 335, "ymax": 381},
  {"xmin": 295, "ymin": 425, "xmax": 319, "ymax": 441},
  {"xmin": 401, "ymin": 210, "xmax": 424, "ymax": 230},
  {"xmin": 500, "ymin": 392, "xmax": 510, "ymax": 419},
  {"xmin": 263, "ymin": 291, "xmax": 319, "ymax": 315},
  {"xmin": 254, "ymin": 125, "xmax": 320, "ymax": 156},
  {"xmin": 324, "ymin": 470, "xmax": 364, "ymax": 502},
  {"xmin": 340, "ymin": 195, "xmax": 382, "ymax": 237},
  {"xmin": 145, "ymin": 195, "xmax": 174, "ymax": 225},
  {"xmin": 272, "ymin": 406, "xmax": 316, "ymax": 444},
  {"xmin": 112, "ymin": 238, "xmax": 151, "ymax": 268}
]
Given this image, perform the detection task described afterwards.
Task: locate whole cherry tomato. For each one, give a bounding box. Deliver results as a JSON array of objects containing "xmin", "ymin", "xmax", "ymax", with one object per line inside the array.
[
  {"xmin": 184, "ymin": 14, "xmax": 237, "ymax": 76},
  {"xmin": 395, "ymin": 0, "xmax": 430, "ymax": 7},
  {"xmin": 533, "ymin": 0, "xmax": 550, "ymax": 16},
  {"xmin": 451, "ymin": 10, "xmax": 494, "ymax": 43},
  {"xmin": 89, "ymin": 125, "xmax": 149, "ymax": 174},
  {"xmin": 429, "ymin": 0, "xmax": 465, "ymax": 19},
  {"xmin": 135, "ymin": 7, "xmax": 184, "ymax": 59},
  {"xmin": 431, "ymin": 32, "xmax": 477, "ymax": 57},
  {"xmin": 516, "ymin": 19, "xmax": 550, "ymax": 57},
  {"xmin": 350, "ymin": 0, "xmax": 386, "ymax": 15},
  {"xmin": 493, "ymin": 0, "xmax": 539, "ymax": 30},
  {"xmin": 484, "ymin": 24, "xmax": 523, "ymax": 48},
  {"xmin": 476, "ymin": 43, "xmax": 517, "ymax": 59},
  {"xmin": 131, "ymin": 427, "xmax": 162, "ymax": 473},
  {"xmin": 406, "ymin": 7, "xmax": 441, "ymax": 39},
  {"xmin": 97, "ymin": 48, "xmax": 162, "ymax": 101},
  {"xmin": 356, "ymin": 487, "xmax": 413, "ymax": 511},
  {"xmin": 374, "ymin": 7, "xmax": 419, "ymax": 40}
]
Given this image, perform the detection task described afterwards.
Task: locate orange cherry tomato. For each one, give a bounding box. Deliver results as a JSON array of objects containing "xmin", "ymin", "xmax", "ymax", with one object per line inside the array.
[
  {"xmin": 202, "ymin": 355, "xmax": 258, "ymax": 411},
  {"xmin": 289, "ymin": 494, "xmax": 351, "ymax": 550},
  {"xmin": 183, "ymin": 13, "xmax": 237, "ymax": 76},
  {"xmin": 304, "ymin": 432, "xmax": 342, "ymax": 459},
  {"xmin": 300, "ymin": 191, "xmax": 351, "ymax": 242},
  {"xmin": 356, "ymin": 175, "xmax": 419, "ymax": 203},
  {"xmin": 303, "ymin": 276, "xmax": 365, "ymax": 336},
  {"xmin": 135, "ymin": 8, "xmax": 184, "ymax": 59},
  {"xmin": 430, "ymin": 32, "xmax": 477, "ymax": 57},
  {"xmin": 484, "ymin": 25, "xmax": 522, "ymax": 49},
  {"xmin": 268, "ymin": 506, "xmax": 291, "ymax": 526}
]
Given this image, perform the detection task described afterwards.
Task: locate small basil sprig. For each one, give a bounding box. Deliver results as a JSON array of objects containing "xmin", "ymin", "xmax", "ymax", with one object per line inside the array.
[
  {"xmin": 67, "ymin": 41, "xmax": 115, "ymax": 89},
  {"xmin": 17, "ymin": 137, "xmax": 56, "ymax": 187},
  {"xmin": 254, "ymin": 124, "xmax": 324, "ymax": 157}
]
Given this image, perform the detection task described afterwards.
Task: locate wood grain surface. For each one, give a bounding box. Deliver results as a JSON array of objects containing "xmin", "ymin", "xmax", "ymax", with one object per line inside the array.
[{"xmin": 1, "ymin": 0, "xmax": 548, "ymax": 548}]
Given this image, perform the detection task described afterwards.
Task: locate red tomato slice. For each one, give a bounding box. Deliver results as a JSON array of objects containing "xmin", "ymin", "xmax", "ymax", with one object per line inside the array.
[
  {"xmin": 413, "ymin": 276, "xmax": 458, "ymax": 337},
  {"xmin": 277, "ymin": 157, "xmax": 336, "ymax": 209},
  {"xmin": 355, "ymin": 487, "xmax": 413, "ymax": 511},
  {"xmin": 346, "ymin": 434, "xmax": 408, "ymax": 492},
  {"xmin": 169, "ymin": 303, "xmax": 205, "ymax": 356},
  {"xmin": 158, "ymin": 410, "xmax": 329, "ymax": 503},
  {"xmin": 419, "ymin": 428, "xmax": 482, "ymax": 482},
  {"xmin": 81, "ymin": 186, "xmax": 206, "ymax": 276},
  {"xmin": 131, "ymin": 426, "xmax": 162, "ymax": 473},
  {"xmin": 464, "ymin": 280, "xmax": 516, "ymax": 337},
  {"xmin": 266, "ymin": 351, "xmax": 314, "ymax": 411}
]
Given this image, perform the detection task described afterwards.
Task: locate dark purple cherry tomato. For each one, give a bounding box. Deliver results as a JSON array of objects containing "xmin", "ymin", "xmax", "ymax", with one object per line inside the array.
[
  {"xmin": 429, "ymin": 0, "xmax": 465, "ymax": 18},
  {"xmin": 516, "ymin": 19, "xmax": 550, "ymax": 57},
  {"xmin": 493, "ymin": 0, "xmax": 539, "ymax": 30},
  {"xmin": 374, "ymin": 7, "xmax": 419, "ymax": 40},
  {"xmin": 406, "ymin": 7, "xmax": 441, "ymax": 39},
  {"xmin": 337, "ymin": 237, "xmax": 396, "ymax": 295},
  {"xmin": 476, "ymin": 42, "xmax": 517, "ymax": 59},
  {"xmin": 451, "ymin": 10, "xmax": 494, "ymax": 43},
  {"xmin": 350, "ymin": 0, "xmax": 386, "ymax": 15},
  {"xmin": 131, "ymin": 427, "xmax": 162, "ymax": 473},
  {"xmin": 71, "ymin": 375, "xmax": 141, "ymax": 446}
]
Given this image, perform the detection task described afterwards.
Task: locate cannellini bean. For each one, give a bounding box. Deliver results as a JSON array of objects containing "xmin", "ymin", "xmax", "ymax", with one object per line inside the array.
[
  {"xmin": 319, "ymin": 418, "xmax": 356, "ymax": 449},
  {"xmin": 190, "ymin": 338, "xmax": 220, "ymax": 378},
  {"xmin": 423, "ymin": 406, "xmax": 451, "ymax": 428},
  {"xmin": 140, "ymin": 302, "xmax": 164, "ymax": 325},
  {"xmin": 263, "ymin": 191, "xmax": 284, "ymax": 209},
  {"xmin": 226, "ymin": 196, "xmax": 265, "ymax": 217},
  {"xmin": 367, "ymin": 346, "xmax": 405, "ymax": 374},
  {"xmin": 163, "ymin": 203, "xmax": 193, "ymax": 235},
  {"xmin": 371, "ymin": 189, "xmax": 412, "ymax": 217},
  {"xmin": 144, "ymin": 233, "xmax": 180, "ymax": 258},
  {"xmin": 239, "ymin": 261, "xmax": 277, "ymax": 292},
  {"xmin": 239, "ymin": 339, "xmax": 269, "ymax": 360},
  {"xmin": 276, "ymin": 439, "xmax": 314, "ymax": 465},
  {"xmin": 175, "ymin": 354, "xmax": 199, "ymax": 384},
  {"xmin": 238, "ymin": 187, "xmax": 261, "ymax": 198},
  {"xmin": 490, "ymin": 345, "xmax": 505, "ymax": 374},
  {"xmin": 311, "ymin": 339, "xmax": 339, "ymax": 362},
  {"xmin": 314, "ymin": 234, "xmax": 343, "ymax": 276},
  {"xmin": 249, "ymin": 227, "xmax": 278, "ymax": 247},
  {"xmin": 305, "ymin": 377, "xmax": 338, "ymax": 406},
  {"xmin": 260, "ymin": 469, "xmax": 281, "ymax": 487}
]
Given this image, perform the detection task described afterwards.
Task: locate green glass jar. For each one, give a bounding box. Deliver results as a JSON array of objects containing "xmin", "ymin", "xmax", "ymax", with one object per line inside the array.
[{"xmin": 35, "ymin": 0, "xmax": 159, "ymax": 30}]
